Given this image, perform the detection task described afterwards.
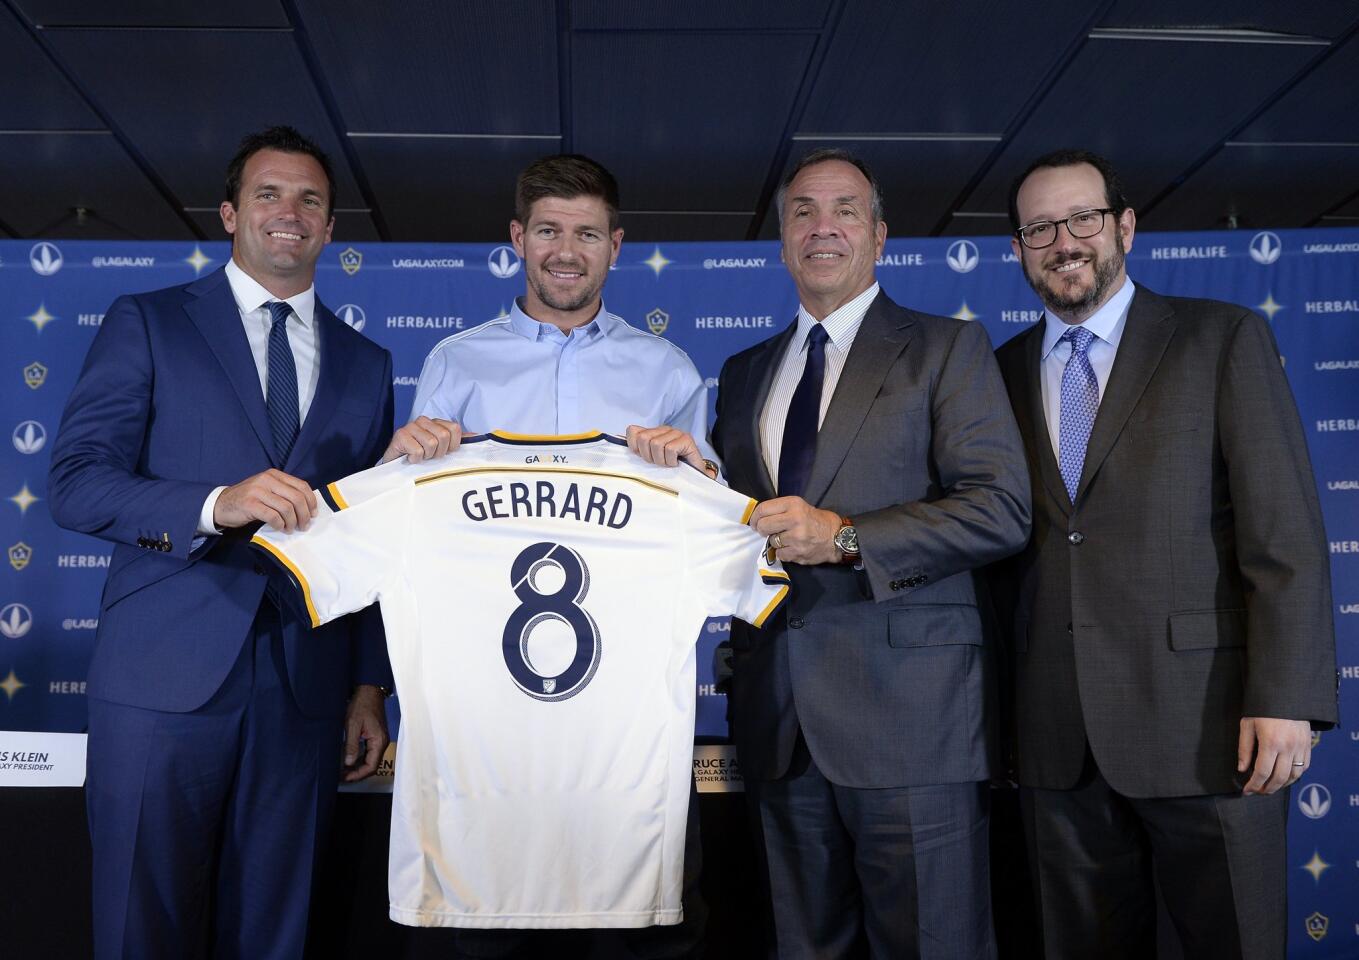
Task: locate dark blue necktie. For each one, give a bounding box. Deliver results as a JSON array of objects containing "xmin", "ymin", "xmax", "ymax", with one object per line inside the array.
[
  {"xmin": 266, "ymin": 301, "xmax": 301, "ymax": 465},
  {"xmin": 777, "ymin": 323, "xmax": 830, "ymax": 497}
]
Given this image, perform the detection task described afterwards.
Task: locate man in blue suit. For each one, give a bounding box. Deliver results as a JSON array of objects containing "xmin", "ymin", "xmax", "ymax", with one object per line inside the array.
[{"xmin": 49, "ymin": 126, "xmax": 452, "ymax": 959}]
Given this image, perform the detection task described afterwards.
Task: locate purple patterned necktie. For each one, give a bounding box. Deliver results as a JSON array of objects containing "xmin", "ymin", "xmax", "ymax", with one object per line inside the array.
[
  {"xmin": 266, "ymin": 301, "xmax": 301, "ymax": 465},
  {"xmin": 1058, "ymin": 326, "xmax": 1098, "ymax": 502}
]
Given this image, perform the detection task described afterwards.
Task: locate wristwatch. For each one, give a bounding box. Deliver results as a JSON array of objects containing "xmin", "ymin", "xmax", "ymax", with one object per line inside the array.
[{"xmin": 833, "ymin": 517, "xmax": 859, "ymax": 563}]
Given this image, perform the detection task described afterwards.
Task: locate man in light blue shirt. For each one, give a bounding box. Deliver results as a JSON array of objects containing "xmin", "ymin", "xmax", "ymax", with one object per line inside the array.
[
  {"xmin": 407, "ymin": 154, "xmax": 713, "ymax": 960},
  {"xmin": 409, "ymin": 157, "xmax": 717, "ymax": 478}
]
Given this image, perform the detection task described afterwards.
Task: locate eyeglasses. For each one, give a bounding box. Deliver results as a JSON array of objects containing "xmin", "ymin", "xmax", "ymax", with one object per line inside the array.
[{"xmin": 1015, "ymin": 208, "xmax": 1115, "ymax": 249}]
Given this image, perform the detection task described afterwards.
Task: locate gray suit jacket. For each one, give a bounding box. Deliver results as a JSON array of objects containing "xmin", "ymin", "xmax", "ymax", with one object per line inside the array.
[
  {"xmin": 712, "ymin": 290, "xmax": 1031, "ymax": 788},
  {"xmin": 993, "ymin": 284, "xmax": 1338, "ymax": 798}
]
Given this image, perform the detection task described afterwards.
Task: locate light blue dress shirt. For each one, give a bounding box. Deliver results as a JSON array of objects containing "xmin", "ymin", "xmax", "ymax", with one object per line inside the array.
[
  {"xmin": 1039, "ymin": 277, "xmax": 1135, "ymax": 459},
  {"xmin": 410, "ymin": 297, "xmax": 719, "ymax": 463}
]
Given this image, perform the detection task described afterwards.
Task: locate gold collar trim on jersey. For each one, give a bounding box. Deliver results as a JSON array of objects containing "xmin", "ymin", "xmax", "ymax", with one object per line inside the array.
[{"xmin": 414, "ymin": 465, "xmax": 679, "ymax": 497}]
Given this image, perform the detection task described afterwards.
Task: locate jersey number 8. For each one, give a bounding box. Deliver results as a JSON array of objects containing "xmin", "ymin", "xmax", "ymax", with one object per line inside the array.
[{"xmin": 502, "ymin": 541, "xmax": 602, "ymax": 702}]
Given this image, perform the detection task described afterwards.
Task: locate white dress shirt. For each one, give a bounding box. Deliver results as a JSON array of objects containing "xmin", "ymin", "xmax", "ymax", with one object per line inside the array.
[
  {"xmin": 759, "ymin": 282, "xmax": 880, "ymax": 489},
  {"xmin": 197, "ymin": 259, "xmax": 324, "ymax": 535},
  {"xmin": 1039, "ymin": 276, "xmax": 1134, "ymax": 460}
]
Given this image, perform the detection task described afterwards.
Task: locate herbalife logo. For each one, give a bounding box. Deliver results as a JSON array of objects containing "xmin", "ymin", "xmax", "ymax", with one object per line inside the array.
[
  {"xmin": 336, "ymin": 304, "xmax": 366, "ymax": 332},
  {"xmin": 12, "ymin": 421, "xmax": 46, "ymax": 455},
  {"xmin": 1249, "ymin": 231, "xmax": 1281, "ymax": 265},
  {"xmin": 488, "ymin": 246, "xmax": 521, "ymax": 279},
  {"xmin": 0, "ymin": 602, "xmax": 33, "ymax": 639},
  {"xmin": 946, "ymin": 240, "xmax": 980, "ymax": 274},
  {"xmin": 30, "ymin": 242, "xmax": 63, "ymax": 276},
  {"xmin": 1297, "ymin": 782, "xmax": 1331, "ymax": 819}
]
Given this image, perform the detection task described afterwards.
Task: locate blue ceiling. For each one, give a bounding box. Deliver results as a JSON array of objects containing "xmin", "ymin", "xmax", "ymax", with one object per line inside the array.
[{"xmin": 2, "ymin": 0, "xmax": 1356, "ymax": 242}]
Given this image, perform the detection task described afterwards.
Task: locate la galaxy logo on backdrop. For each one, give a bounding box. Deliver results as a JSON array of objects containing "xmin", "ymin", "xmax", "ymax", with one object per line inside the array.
[
  {"xmin": 8, "ymin": 543, "xmax": 32, "ymax": 571},
  {"xmin": 488, "ymin": 246, "xmax": 521, "ymax": 279},
  {"xmin": 337, "ymin": 304, "xmax": 366, "ymax": 333},
  {"xmin": 946, "ymin": 240, "xmax": 980, "ymax": 274},
  {"xmin": 1249, "ymin": 231, "xmax": 1282, "ymax": 265},
  {"xmin": 339, "ymin": 247, "xmax": 363, "ymax": 276},
  {"xmin": 647, "ymin": 308, "xmax": 670, "ymax": 335},
  {"xmin": 23, "ymin": 362, "xmax": 47, "ymax": 390},
  {"xmin": 30, "ymin": 242, "xmax": 62, "ymax": 276}
]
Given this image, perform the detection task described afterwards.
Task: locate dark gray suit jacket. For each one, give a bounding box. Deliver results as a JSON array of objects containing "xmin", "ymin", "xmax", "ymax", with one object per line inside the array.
[
  {"xmin": 993, "ymin": 284, "xmax": 1338, "ymax": 798},
  {"xmin": 712, "ymin": 290, "xmax": 1031, "ymax": 788}
]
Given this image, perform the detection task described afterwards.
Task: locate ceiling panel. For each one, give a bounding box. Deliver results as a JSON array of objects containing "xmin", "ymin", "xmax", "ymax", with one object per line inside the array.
[
  {"xmin": 295, "ymin": 0, "xmax": 559, "ymax": 134},
  {"xmin": 1145, "ymin": 144, "xmax": 1359, "ymax": 230},
  {"xmin": 758, "ymin": 138, "xmax": 999, "ymax": 238},
  {"xmin": 42, "ymin": 28, "xmax": 363, "ymax": 209},
  {"xmin": 0, "ymin": 132, "xmax": 193, "ymax": 238},
  {"xmin": 939, "ymin": 213, "xmax": 1014, "ymax": 237},
  {"xmin": 1235, "ymin": 36, "xmax": 1359, "ymax": 142},
  {"xmin": 1100, "ymin": 0, "xmax": 1358, "ymax": 38},
  {"xmin": 0, "ymin": 8, "xmax": 101, "ymax": 128},
  {"xmin": 801, "ymin": 1, "xmax": 1088, "ymax": 134},
  {"xmin": 958, "ymin": 37, "xmax": 1321, "ymax": 218},
  {"xmin": 14, "ymin": 0, "xmax": 288, "ymax": 28},
  {"xmin": 349, "ymin": 137, "xmax": 552, "ymax": 241},
  {"xmin": 571, "ymin": 0, "xmax": 827, "ymax": 30},
  {"xmin": 573, "ymin": 32, "xmax": 817, "ymax": 212}
]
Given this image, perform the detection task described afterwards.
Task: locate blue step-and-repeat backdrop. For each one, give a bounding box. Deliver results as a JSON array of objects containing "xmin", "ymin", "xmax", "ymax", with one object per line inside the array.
[{"xmin": 2, "ymin": 230, "xmax": 1356, "ymax": 953}]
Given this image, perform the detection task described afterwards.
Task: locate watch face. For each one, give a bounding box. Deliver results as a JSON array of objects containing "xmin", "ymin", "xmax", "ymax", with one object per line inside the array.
[{"xmin": 835, "ymin": 525, "xmax": 859, "ymax": 554}]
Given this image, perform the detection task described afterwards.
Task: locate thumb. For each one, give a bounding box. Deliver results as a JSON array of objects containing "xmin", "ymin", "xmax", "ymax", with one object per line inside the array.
[{"xmin": 1236, "ymin": 718, "xmax": 1256, "ymax": 773}]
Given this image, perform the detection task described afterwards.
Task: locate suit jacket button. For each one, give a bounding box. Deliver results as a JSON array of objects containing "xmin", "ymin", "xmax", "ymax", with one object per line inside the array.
[
  {"xmin": 1067, "ymin": 531, "xmax": 1085, "ymax": 545},
  {"xmin": 889, "ymin": 580, "xmax": 903, "ymax": 591},
  {"xmin": 789, "ymin": 617, "xmax": 805, "ymax": 629}
]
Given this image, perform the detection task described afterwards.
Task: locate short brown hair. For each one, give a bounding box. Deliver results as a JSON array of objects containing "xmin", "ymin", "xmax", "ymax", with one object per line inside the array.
[
  {"xmin": 225, "ymin": 125, "xmax": 337, "ymax": 218},
  {"xmin": 515, "ymin": 154, "xmax": 620, "ymax": 231}
]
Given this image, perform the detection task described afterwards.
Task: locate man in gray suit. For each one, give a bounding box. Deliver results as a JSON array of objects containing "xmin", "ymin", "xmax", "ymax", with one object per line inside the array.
[
  {"xmin": 710, "ymin": 148, "xmax": 1030, "ymax": 959},
  {"xmin": 994, "ymin": 149, "xmax": 1338, "ymax": 959}
]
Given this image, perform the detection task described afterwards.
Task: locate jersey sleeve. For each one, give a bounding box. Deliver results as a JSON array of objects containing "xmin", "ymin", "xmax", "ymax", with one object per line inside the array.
[
  {"xmin": 680, "ymin": 473, "xmax": 789, "ymax": 628},
  {"xmin": 250, "ymin": 458, "xmax": 414, "ymax": 628}
]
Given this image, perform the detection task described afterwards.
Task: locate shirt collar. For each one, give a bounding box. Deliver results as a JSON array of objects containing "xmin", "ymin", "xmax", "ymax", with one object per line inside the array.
[
  {"xmin": 1040, "ymin": 275, "xmax": 1134, "ymax": 359},
  {"xmin": 508, "ymin": 296, "xmax": 610, "ymax": 343},
  {"xmin": 795, "ymin": 282, "xmax": 880, "ymax": 351},
  {"xmin": 225, "ymin": 258, "xmax": 315, "ymax": 328}
]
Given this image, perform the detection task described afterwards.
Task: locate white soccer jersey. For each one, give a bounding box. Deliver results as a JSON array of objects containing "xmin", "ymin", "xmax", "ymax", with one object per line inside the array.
[{"xmin": 253, "ymin": 432, "xmax": 788, "ymax": 929}]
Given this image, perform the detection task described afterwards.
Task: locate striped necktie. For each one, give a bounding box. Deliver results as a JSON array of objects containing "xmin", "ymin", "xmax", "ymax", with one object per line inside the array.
[{"xmin": 266, "ymin": 300, "xmax": 301, "ymax": 465}]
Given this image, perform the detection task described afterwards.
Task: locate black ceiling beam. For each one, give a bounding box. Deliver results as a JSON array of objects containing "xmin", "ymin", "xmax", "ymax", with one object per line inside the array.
[
  {"xmin": 557, "ymin": 0, "xmax": 572, "ymax": 153},
  {"xmin": 927, "ymin": 0, "xmax": 1117, "ymax": 237},
  {"xmin": 279, "ymin": 0, "xmax": 391, "ymax": 241},
  {"xmin": 745, "ymin": 0, "xmax": 849, "ymax": 240},
  {"xmin": 0, "ymin": 0, "xmax": 206, "ymax": 240}
]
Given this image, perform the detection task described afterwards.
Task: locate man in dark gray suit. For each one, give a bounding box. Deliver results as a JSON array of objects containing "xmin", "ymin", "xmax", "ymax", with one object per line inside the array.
[
  {"xmin": 994, "ymin": 149, "xmax": 1338, "ymax": 959},
  {"xmin": 710, "ymin": 148, "xmax": 1030, "ymax": 959}
]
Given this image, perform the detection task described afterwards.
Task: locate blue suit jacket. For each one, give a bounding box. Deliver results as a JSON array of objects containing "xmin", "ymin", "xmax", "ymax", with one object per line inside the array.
[{"xmin": 50, "ymin": 266, "xmax": 395, "ymax": 716}]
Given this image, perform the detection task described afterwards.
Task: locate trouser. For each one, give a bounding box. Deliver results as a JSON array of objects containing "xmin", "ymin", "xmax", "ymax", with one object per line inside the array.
[{"xmin": 86, "ymin": 606, "xmax": 344, "ymax": 960}]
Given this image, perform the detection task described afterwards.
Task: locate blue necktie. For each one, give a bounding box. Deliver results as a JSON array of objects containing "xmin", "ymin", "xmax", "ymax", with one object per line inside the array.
[
  {"xmin": 1058, "ymin": 326, "xmax": 1099, "ymax": 502},
  {"xmin": 778, "ymin": 324, "xmax": 830, "ymax": 497},
  {"xmin": 266, "ymin": 301, "xmax": 301, "ymax": 465}
]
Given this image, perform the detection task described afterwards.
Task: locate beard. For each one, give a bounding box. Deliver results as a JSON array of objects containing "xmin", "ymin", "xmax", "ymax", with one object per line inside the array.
[
  {"xmin": 1023, "ymin": 231, "xmax": 1126, "ymax": 317},
  {"xmin": 526, "ymin": 261, "xmax": 605, "ymax": 315}
]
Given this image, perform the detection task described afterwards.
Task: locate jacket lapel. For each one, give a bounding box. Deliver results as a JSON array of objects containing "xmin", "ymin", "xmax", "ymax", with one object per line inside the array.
[
  {"xmin": 1014, "ymin": 325, "xmax": 1071, "ymax": 514},
  {"xmin": 738, "ymin": 322, "xmax": 796, "ymax": 502},
  {"xmin": 801, "ymin": 292, "xmax": 913, "ymax": 507},
  {"xmin": 285, "ymin": 301, "xmax": 351, "ymax": 474},
  {"xmin": 184, "ymin": 268, "xmax": 275, "ymax": 462},
  {"xmin": 1076, "ymin": 285, "xmax": 1177, "ymax": 501}
]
